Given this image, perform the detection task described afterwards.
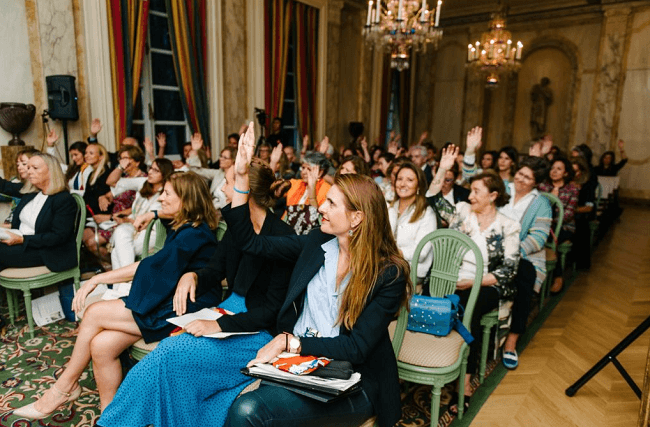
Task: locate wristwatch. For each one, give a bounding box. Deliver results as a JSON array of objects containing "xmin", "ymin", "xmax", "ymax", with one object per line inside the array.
[{"xmin": 289, "ymin": 336, "xmax": 301, "ymax": 353}]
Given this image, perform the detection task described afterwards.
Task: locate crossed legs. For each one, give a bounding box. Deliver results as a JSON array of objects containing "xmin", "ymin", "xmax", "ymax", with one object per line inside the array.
[{"xmin": 28, "ymin": 300, "xmax": 141, "ymax": 414}]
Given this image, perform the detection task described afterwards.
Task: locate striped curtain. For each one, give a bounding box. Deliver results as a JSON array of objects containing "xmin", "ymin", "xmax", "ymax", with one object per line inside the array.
[
  {"xmin": 106, "ymin": 0, "xmax": 150, "ymax": 145},
  {"xmin": 264, "ymin": 0, "xmax": 294, "ymax": 123},
  {"xmin": 293, "ymin": 2, "xmax": 319, "ymax": 143},
  {"xmin": 165, "ymin": 0, "xmax": 211, "ymax": 147}
]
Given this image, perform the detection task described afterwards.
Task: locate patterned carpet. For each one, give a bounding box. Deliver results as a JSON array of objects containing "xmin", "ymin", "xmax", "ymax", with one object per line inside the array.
[{"xmin": 0, "ymin": 300, "xmax": 497, "ymax": 427}]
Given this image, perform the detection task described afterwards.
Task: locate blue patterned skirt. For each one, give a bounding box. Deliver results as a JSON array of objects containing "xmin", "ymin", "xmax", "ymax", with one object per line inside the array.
[{"xmin": 98, "ymin": 293, "xmax": 272, "ymax": 427}]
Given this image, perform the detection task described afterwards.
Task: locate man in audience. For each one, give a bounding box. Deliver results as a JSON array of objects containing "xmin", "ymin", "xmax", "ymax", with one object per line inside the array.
[
  {"xmin": 88, "ymin": 118, "xmax": 141, "ymax": 169},
  {"xmin": 409, "ymin": 145, "xmax": 434, "ymax": 184}
]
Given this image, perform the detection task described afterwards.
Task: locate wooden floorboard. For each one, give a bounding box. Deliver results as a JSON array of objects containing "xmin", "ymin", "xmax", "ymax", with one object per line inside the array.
[{"xmin": 472, "ymin": 206, "xmax": 650, "ymax": 426}]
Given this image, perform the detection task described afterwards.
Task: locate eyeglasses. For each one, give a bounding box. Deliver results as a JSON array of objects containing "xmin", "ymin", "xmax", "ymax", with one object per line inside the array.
[{"xmin": 444, "ymin": 178, "xmax": 454, "ymax": 183}]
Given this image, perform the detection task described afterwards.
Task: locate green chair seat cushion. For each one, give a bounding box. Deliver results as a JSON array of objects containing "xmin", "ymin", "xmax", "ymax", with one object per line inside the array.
[
  {"xmin": 0, "ymin": 266, "xmax": 52, "ymax": 279},
  {"xmin": 389, "ymin": 321, "xmax": 464, "ymax": 368}
]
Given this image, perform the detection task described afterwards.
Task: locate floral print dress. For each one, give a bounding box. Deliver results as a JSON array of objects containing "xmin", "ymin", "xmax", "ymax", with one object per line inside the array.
[{"xmin": 98, "ymin": 170, "xmax": 147, "ymax": 241}]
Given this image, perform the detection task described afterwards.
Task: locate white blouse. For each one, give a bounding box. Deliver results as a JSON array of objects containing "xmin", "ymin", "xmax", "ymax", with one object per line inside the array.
[
  {"xmin": 388, "ymin": 202, "xmax": 437, "ymax": 280},
  {"xmin": 18, "ymin": 192, "xmax": 49, "ymax": 235}
]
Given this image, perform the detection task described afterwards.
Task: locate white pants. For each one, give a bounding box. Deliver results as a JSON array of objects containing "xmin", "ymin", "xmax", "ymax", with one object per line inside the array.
[{"xmin": 110, "ymin": 223, "xmax": 155, "ymax": 270}]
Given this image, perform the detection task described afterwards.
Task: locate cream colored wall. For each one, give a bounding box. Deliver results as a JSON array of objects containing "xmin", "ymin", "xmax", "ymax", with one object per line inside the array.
[
  {"xmin": 617, "ymin": 7, "xmax": 650, "ymax": 200},
  {"xmin": 0, "ymin": 1, "xmax": 38, "ymax": 148}
]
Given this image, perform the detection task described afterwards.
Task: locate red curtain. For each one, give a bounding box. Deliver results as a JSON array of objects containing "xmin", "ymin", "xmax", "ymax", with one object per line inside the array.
[
  {"xmin": 264, "ymin": 0, "xmax": 293, "ymax": 122},
  {"xmin": 106, "ymin": 0, "xmax": 150, "ymax": 145},
  {"xmin": 165, "ymin": 0, "xmax": 211, "ymax": 146},
  {"xmin": 293, "ymin": 2, "xmax": 319, "ymax": 142}
]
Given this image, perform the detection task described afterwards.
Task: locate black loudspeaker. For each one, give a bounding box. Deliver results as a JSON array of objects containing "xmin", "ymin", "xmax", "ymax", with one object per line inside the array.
[{"xmin": 46, "ymin": 75, "xmax": 79, "ymax": 121}]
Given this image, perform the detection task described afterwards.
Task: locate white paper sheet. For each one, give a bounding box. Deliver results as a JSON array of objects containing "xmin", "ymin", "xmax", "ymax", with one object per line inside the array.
[
  {"xmin": 32, "ymin": 291, "xmax": 65, "ymax": 327},
  {"xmin": 166, "ymin": 308, "xmax": 259, "ymax": 339}
]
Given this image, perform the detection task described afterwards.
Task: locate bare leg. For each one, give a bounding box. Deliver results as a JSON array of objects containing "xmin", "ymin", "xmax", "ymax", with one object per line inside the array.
[
  {"xmin": 31, "ymin": 300, "xmax": 141, "ymax": 414},
  {"xmin": 90, "ymin": 329, "xmax": 141, "ymax": 411},
  {"xmin": 504, "ymin": 332, "xmax": 519, "ymax": 353}
]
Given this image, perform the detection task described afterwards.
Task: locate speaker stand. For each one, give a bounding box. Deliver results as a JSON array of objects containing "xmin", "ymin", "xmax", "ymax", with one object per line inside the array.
[{"xmin": 61, "ymin": 119, "xmax": 70, "ymax": 164}]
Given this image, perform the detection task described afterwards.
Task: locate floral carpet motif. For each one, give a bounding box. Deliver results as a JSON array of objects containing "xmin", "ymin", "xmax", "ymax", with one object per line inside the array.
[{"xmin": 0, "ymin": 302, "xmax": 497, "ymax": 427}]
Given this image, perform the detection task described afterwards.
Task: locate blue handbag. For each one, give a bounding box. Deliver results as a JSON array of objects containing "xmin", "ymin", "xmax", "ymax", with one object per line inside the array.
[{"xmin": 407, "ymin": 294, "xmax": 474, "ymax": 344}]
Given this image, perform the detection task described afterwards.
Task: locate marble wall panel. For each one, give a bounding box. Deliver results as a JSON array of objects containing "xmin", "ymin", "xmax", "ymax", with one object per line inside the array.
[
  {"xmin": 0, "ymin": 1, "xmax": 38, "ymax": 149},
  {"xmin": 622, "ymin": 8, "xmax": 650, "ymax": 71},
  {"xmin": 617, "ymin": 70, "xmax": 650, "ymax": 196},
  {"xmin": 36, "ymin": 0, "xmax": 83, "ymax": 142},
  {"xmin": 222, "ymin": 0, "xmax": 248, "ymax": 133}
]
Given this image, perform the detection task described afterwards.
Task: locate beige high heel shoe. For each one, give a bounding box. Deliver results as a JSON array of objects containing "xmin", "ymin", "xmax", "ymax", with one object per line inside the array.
[{"xmin": 13, "ymin": 383, "xmax": 81, "ymax": 420}]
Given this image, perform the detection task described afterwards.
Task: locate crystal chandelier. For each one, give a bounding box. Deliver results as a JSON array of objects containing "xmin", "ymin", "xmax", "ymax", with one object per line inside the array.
[
  {"xmin": 466, "ymin": 13, "xmax": 523, "ymax": 87},
  {"xmin": 363, "ymin": 0, "xmax": 444, "ymax": 72}
]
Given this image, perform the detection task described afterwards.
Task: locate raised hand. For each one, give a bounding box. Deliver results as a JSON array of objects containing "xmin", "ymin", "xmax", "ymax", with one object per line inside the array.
[
  {"xmin": 235, "ymin": 122, "xmax": 255, "ymax": 176},
  {"xmin": 143, "ymin": 137, "xmax": 154, "ymax": 157},
  {"xmin": 387, "ymin": 139, "xmax": 398, "ymax": 155},
  {"xmin": 301, "ymin": 135, "xmax": 309, "ymax": 154},
  {"xmin": 465, "ymin": 126, "xmax": 483, "ymax": 155},
  {"xmin": 318, "ymin": 136, "xmax": 330, "ymax": 155},
  {"xmin": 190, "ymin": 132, "xmax": 203, "ymax": 152},
  {"xmin": 617, "ymin": 139, "xmax": 625, "ymax": 151},
  {"xmin": 239, "ymin": 123, "xmax": 248, "ymax": 136},
  {"xmin": 439, "ymin": 144, "xmax": 459, "ymax": 171},
  {"xmin": 529, "ymin": 141, "xmax": 542, "ymax": 158},
  {"xmin": 46, "ymin": 129, "xmax": 58, "ymax": 147},
  {"xmin": 418, "ymin": 131, "xmax": 429, "ymax": 144},
  {"xmin": 540, "ymin": 135, "xmax": 552, "ymax": 156},
  {"xmin": 90, "ymin": 118, "xmax": 102, "ymax": 137},
  {"xmin": 270, "ymin": 143, "xmax": 283, "ymax": 167},
  {"xmin": 156, "ymin": 132, "xmax": 167, "ymax": 148}
]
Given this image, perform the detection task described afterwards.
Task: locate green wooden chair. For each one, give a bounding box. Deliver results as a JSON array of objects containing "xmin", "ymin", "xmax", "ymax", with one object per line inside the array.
[
  {"xmin": 540, "ymin": 192, "xmax": 564, "ymax": 308},
  {"xmin": 216, "ymin": 220, "xmax": 227, "ymax": 241},
  {"xmin": 0, "ymin": 194, "xmax": 86, "ymax": 339},
  {"xmin": 139, "ymin": 218, "xmax": 167, "ymax": 259},
  {"xmin": 391, "ymin": 229, "xmax": 483, "ymax": 425}
]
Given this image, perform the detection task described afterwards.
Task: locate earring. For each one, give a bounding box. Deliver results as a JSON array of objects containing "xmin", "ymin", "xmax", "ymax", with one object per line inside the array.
[{"xmin": 348, "ymin": 229, "xmax": 354, "ymax": 236}]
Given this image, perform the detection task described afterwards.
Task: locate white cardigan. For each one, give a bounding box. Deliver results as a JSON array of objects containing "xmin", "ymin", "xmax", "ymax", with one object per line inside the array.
[{"xmin": 388, "ymin": 202, "xmax": 437, "ymax": 280}]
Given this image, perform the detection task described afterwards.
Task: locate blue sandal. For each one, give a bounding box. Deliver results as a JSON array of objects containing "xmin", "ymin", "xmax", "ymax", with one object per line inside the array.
[{"xmin": 503, "ymin": 350, "xmax": 519, "ymax": 370}]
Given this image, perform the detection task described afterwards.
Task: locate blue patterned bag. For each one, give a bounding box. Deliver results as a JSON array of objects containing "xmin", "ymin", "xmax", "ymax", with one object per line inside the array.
[{"xmin": 407, "ymin": 294, "xmax": 474, "ymax": 344}]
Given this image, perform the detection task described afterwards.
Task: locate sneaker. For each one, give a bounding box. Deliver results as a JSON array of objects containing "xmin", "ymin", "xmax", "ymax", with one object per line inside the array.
[{"xmin": 503, "ymin": 350, "xmax": 519, "ymax": 370}]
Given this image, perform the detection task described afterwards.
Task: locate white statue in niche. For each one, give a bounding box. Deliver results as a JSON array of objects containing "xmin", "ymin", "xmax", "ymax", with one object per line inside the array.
[{"xmin": 530, "ymin": 77, "xmax": 553, "ymax": 140}]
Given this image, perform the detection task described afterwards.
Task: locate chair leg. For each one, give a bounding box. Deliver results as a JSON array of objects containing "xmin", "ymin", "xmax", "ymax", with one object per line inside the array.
[
  {"xmin": 6, "ymin": 289, "xmax": 15, "ymax": 324},
  {"xmin": 22, "ymin": 289, "xmax": 35, "ymax": 339},
  {"xmin": 479, "ymin": 324, "xmax": 491, "ymax": 383},
  {"xmin": 459, "ymin": 354, "xmax": 469, "ymax": 420},
  {"xmin": 430, "ymin": 385, "xmax": 442, "ymax": 427}
]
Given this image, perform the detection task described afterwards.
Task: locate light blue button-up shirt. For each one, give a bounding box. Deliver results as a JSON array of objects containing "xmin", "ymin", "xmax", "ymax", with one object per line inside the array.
[{"xmin": 293, "ymin": 237, "xmax": 351, "ymax": 338}]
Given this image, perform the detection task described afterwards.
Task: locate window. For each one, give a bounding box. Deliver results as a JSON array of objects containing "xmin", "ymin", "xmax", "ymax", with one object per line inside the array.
[
  {"xmin": 280, "ymin": 30, "xmax": 299, "ymax": 149},
  {"xmin": 132, "ymin": 1, "xmax": 190, "ymax": 156}
]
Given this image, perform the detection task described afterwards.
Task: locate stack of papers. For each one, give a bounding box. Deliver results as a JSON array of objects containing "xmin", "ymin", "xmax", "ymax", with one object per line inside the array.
[
  {"xmin": 166, "ymin": 308, "xmax": 259, "ymax": 339},
  {"xmin": 246, "ymin": 363, "xmax": 361, "ymax": 394}
]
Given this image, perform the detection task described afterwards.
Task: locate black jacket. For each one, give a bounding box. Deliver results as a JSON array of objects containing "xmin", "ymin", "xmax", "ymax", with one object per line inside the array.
[
  {"xmin": 223, "ymin": 204, "xmax": 406, "ymax": 427},
  {"xmin": 427, "ymin": 184, "xmax": 470, "ymax": 227},
  {"xmin": 0, "ymin": 178, "xmax": 78, "ymax": 272},
  {"xmin": 195, "ymin": 209, "xmax": 295, "ymax": 336},
  {"xmin": 83, "ymin": 168, "xmax": 112, "ymax": 215}
]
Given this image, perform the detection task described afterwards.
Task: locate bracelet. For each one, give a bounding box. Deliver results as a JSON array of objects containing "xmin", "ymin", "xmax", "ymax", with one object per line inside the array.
[{"xmin": 234, "ymin": 187, "xmax": 250, "ymax": 194}]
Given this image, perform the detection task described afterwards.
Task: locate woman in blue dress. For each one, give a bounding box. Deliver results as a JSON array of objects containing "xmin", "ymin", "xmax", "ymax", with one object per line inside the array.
[
  {"xmin": 12, "ymin": 171, "xmax": 219, "ymax": 419},
  {"xmin": 97, "ymin": 136, "xmax": 296, "ymax": 427}
]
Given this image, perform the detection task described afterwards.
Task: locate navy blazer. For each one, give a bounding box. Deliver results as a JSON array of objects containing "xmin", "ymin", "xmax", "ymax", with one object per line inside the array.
[
  {"xmin": 223, "ymin": 204, "xmax": 406, "ymax": 427},
  {"xmin": 0, "ymin": 178, "xmax": 78, "ymax": 272}
]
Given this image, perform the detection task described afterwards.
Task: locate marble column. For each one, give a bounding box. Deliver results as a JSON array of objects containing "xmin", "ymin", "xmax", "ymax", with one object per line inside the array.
[
  {"xmin": 587, "ymin": 7, "xmax": 632, "ymax": 155},
  {"xmin": 325, "ymin": 0, "xmax": 344, "ymax": 144},
  {"xmin": 222, "ymin": 0, "xmax": 249, "ymax": 134}
]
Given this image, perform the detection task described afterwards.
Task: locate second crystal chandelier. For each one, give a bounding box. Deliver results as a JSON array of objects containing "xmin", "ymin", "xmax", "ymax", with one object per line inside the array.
[{"xmin": 363, "ymin": 0, "xmax": 443, "ymax": 72}]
